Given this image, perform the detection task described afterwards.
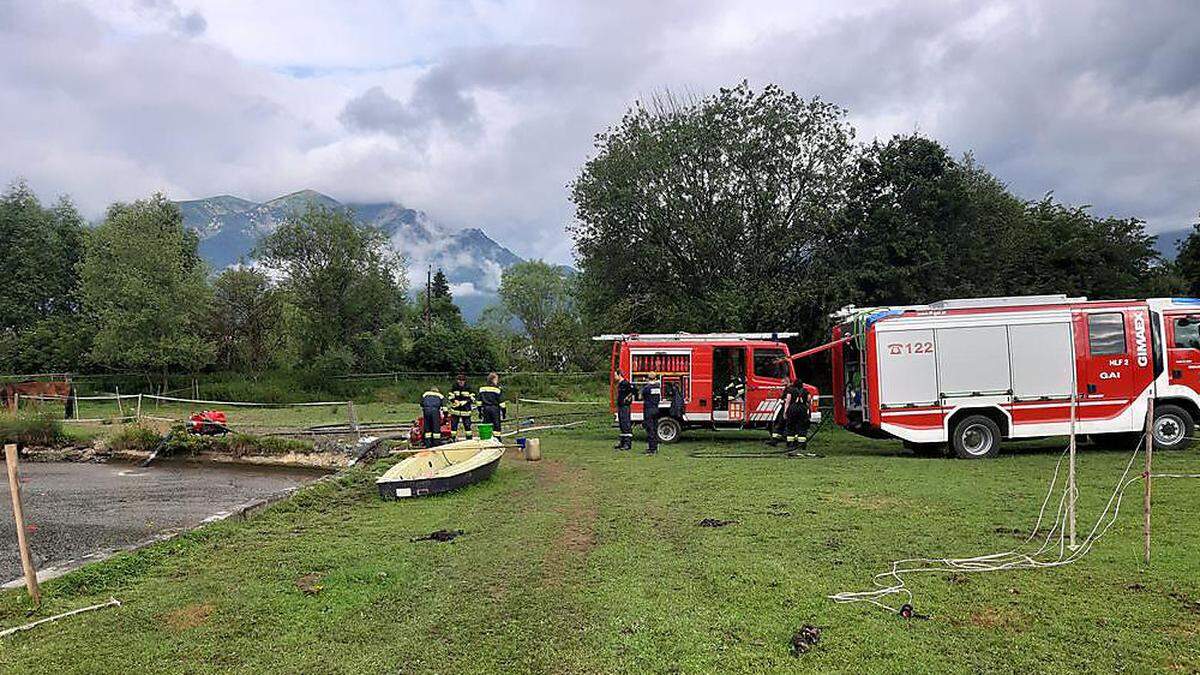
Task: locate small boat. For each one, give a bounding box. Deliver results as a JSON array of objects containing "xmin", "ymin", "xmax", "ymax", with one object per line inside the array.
[{"xmin": 376, "ymin": 437, "xmax": 504, "ymax": 499}]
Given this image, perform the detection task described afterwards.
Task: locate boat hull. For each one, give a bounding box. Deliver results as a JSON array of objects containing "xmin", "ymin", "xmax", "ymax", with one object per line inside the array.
[{"xmin": 375, "ymin": 438, "xmax": 505, "ymax": 499}]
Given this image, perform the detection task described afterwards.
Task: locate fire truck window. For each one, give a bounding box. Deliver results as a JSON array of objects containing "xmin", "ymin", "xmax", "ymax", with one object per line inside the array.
[
  {"xmin": 753, "ymin": 349, "xmax": 788, "ymax": 379},
  {"xmin": 1087, "ymin": 313, "xmax": 1127, "ymax": 355},
  {"xmin": 1174, "ymin": 318, "xmax": 1200, "ymax": 349}
]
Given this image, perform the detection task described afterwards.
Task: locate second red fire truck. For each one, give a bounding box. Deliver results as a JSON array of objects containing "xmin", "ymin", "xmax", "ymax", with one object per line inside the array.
[
  {"xmin": 828, "ymin": 294, "xmax": 1200, "ymax": 458},
  {"xmin": 597, "ymin": 333, "xmax": 821, "ymax": 443}
]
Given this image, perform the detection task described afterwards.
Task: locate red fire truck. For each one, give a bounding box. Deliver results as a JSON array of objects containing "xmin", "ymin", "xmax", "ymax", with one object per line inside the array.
[
  {"xmin": 596, "ymin": 333, "xmax": 821, "ymax": 443},
  {"xmin": 829, "ymin": 294, "xmax": 1200, "ymax": 458}
]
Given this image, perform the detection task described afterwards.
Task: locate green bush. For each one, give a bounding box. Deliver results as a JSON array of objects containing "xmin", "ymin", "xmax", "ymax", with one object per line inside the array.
[
  {"xmin": 0, "ymin": 412, "xmax": 67, "ymax": 447},
  {"xmin": 162, "ymin": 431, "xmax": 313, "ymax": 458},
  {"xmin": 106, "ymin": 424, "xmax": 162, "ymax": 453}
]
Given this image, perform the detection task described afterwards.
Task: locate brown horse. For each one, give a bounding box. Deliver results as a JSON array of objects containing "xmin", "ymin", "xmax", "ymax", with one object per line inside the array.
[{"xmin": 1, "ymin": 380, "xmax": 73, "ymax": 415}]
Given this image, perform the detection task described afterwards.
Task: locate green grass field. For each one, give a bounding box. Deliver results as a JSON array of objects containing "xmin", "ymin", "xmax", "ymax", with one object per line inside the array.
[{"xmin": 1, "ymin": 421, "xmax": 1198, "ymax": 673}]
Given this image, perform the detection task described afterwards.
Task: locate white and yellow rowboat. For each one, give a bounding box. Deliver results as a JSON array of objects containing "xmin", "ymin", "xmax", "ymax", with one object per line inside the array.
[{"xmin": 376, "ymin": 437, "xmax": 504, "ymax": 499}]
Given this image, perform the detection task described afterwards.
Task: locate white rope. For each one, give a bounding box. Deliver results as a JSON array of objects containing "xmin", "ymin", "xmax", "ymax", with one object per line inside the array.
[
  {"xmin": 498, "ymin": 420, "xmax": 584, "ymax": 437},
  {"xmin": 516, "ymin": 398, "xmax": 606, "ymax": 406},
  {"xmin": 142, "ymin": 394, "xmax": 348, "ymax": 408},
  {"xmin": 829, "ymin": 436, "xmax": 1146, "ymax": 613},
  {"xmin": 15, "ymin": 393, "xmax": 135, "ymax": 401},
  {"xmin": 0, "ymin": 598, "xmax": 121, "ymax": 638}
]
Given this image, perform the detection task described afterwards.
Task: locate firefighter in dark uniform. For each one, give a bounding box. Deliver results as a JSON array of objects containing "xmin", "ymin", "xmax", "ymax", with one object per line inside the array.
[
  {"xmin": 478, "ymin": 371, "xmax": 507, "ymax": 432},
  {"xmin": 614, "ymin": 371, "xmax": 636, "ymax": 451},
  {"xmin": 724, "ymin": 375, "xmax": 746, "ymax": 405},
  {"xmin": 640, "ymin": 376, "xmax": 662, "ymax": 455},
  {"xmin": 781, "ymin": 376, "xmax": 812, "ymax": 454},
  {"xmin": 448, "ymin": 373, "xmax": 476, "ymax": 440},
  {"xmin": 420, "ymin": 386, "xmax": 447, "ymax": 448}
]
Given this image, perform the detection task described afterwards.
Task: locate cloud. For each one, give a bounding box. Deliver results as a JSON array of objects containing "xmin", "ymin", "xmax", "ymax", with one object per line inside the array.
[
  {"xmin": 138, "ymin": 0, "xmax": 207, "ymax": 37},
  {"xmin": 4, "ymin": 0, "xmax": 1200, "ymax": 269}
]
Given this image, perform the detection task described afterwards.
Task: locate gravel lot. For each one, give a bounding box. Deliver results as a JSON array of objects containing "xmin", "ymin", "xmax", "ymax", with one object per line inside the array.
[{"xmin": 0, "ymin": 459, "xmax": 325, "ymax": 583}]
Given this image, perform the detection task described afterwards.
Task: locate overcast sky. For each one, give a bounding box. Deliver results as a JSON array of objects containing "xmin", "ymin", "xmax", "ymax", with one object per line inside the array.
[{"xmin": 3, "ymin": 0, "xmax": 1198, "ymax": 263}]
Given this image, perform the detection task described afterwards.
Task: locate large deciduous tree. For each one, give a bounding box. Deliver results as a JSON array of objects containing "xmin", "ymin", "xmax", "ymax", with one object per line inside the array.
[
  {"xmin": 208, "ymin": 267, "xmax": 285, "ymax": 373},
  {"xmin": 570, "ymin": 83, "xmax": 855, "ymax": 338},
  {"xmin": 80, "ymin": 194, "xmax": 214, "ymax": 380},
  {"xmin": 498, "ymin": 260, "xmax": 595, "ymax": 370},
  {"xmin": 256, "ymin": 204, "xmax": 406, "ymax": 369},
  {"xmin": 0, "ymin": 181, "xmax": 91, "ymax": 372}
]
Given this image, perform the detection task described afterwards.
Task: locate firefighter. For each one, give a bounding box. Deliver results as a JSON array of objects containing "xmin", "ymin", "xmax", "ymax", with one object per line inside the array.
[
  {"xmin": 640, "ymin": 376, "xmax": 662, "ymax": 455},
  {"xmin": 724, "ymin": 374, "xmax": 746, "ymax": 404},
  {"xmin": 765, "ymin": 384, "xmax": 787, "ymax": 446},
  {"xmin": 420, "ymin": 386, "xmax": 447, "ymax": 448},
  {"xmin": 448, "ymin": 373, "xmax": 476, "ymax": 440},
  {"xmin": 781, "ymin": 376, "xmax": 812, "ymax": 454},
  {"xmin": 614, "ymin": 371, "xmax": 636, "ymax": 451},
  {"xmin": 478, "ymin": 372, "xmax": 507, "ymax": 432}
]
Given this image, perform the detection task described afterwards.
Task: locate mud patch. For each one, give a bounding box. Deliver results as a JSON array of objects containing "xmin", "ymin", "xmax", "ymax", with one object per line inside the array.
[
  {"xmin": 295, "ymin": 573, "xmax": 324, "ymax": 595},
  {"xmin": 698, "ymin": 518, "xmax": 737, "ymax": 528},
  {"xmin": 412, "ymin": 529, "xmax": 464, "ymax": 543},
  {"xmin": 946, "ymin": 573, "xmax": 970, "ymax": 585},
  {"xmin": 1169, "ymin": 592, "xmax": 1200, "ymax": 614},
  {"xmin": 790, "ymin": 624, "xmax": 821, "ymax": 656},
  {"xmin": 539, "ymin": 461, "xmax": 598, "ymax": 587},
  {"xmin": 164, "ymin": 602, "xmax": 214, "ymax": 631}
]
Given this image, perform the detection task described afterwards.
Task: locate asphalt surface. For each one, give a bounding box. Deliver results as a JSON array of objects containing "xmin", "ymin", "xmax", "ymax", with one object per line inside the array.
[{"xmin": 0, "ymin": 460, "xmax": 326, "ymax": 583}]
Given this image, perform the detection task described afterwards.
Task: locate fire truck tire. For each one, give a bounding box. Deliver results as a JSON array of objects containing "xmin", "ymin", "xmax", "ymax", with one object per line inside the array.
[
  {"xmin": 1152, "ymin": 405, "xmax": 1193, "ymax": 451},
  {"xmin": 950, "ymin": 415, "xmax": 1001, "ymax": 459},
  {"xmin": 656, "ymin": 417, "xmax": 683, "ymax": 444}
]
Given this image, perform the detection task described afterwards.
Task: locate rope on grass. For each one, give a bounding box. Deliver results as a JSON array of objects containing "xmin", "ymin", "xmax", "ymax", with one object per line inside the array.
[
  {"xmin": 0, "ymin": 598, "xmax": 121, "ymax": 638},
  {"xmin": 516, "ymin": 398, "xmax": 606, "ymax": 406},
  {"xmin": 829, "ymin": 436, "xmax": 1147, "ymax": 614}
]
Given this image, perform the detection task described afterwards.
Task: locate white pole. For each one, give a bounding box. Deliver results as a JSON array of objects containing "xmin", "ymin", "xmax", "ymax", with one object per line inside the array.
[
  {"xmin": 1144, "ymin": 398, "xmax": 1153, "ymax": 564},
  {"xmin": 1068, "ymin": 392, "xmax": 1077, "ymax": 550}
]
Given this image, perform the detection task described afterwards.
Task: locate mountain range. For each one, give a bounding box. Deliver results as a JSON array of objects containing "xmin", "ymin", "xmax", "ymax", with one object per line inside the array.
[
  {"xmin": 1154, "ymin": 227, "xmax": 1192, "ymax": 260},
  {"xmin": 176, "ymin": 190, "xmax": 523, "ymax": 320}
]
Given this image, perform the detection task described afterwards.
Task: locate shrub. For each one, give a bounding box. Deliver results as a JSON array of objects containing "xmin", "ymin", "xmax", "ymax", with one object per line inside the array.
[
  {"xmin": 0, "ymin": 411, "xmax": 67, "ymax": 447},
  {"xmin": 162, "ymin": 431, "xmax": 313, "ymax": 458},
  {"xmin": 106, "ymin": 424, "xmax": 162, "ymax": 453}
]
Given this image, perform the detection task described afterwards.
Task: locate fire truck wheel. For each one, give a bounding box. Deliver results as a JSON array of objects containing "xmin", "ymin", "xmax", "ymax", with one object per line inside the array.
[
  {"xmin": 950, "ymin": 415, "xmax": 1001, "ymax": 459},
  {"xmin": 656, "ymin": 417, "xmax": 683, "ymax": 444},
  {"xmin": 1152, "ymin": 405, "xmax": 1193, "ymax": 451}
]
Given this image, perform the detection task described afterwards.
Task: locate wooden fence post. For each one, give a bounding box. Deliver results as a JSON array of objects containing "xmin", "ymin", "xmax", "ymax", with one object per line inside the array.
[
  {"xmin": 347, "ymin": 401, "xmax": 361, "ymax": 439},
  {"xmin": 115, "ymin": 386, "xmax": 124, "ymax": 418},
  {"xmin": 5, "ymin": 444, "xmax": 40, "ymax": 605}
]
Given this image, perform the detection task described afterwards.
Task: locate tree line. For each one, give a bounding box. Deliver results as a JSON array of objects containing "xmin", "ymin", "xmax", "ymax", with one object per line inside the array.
[
  {"xmin": 571, "ymin": 83, "xmax": 1197, "ymax": 349},
  {"xmin": 0, "ymin": 186, "xmax": 593, "ymax": 379},
  {"xmin": 5, "ymin": 81, "xmax": 1198, "ymax": 380}
]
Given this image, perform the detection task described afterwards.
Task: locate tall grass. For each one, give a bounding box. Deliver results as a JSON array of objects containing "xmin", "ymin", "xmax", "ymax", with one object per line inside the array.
[{"xmin": 0, "ymin": 411, "xmax": 68, "ymax": 446}]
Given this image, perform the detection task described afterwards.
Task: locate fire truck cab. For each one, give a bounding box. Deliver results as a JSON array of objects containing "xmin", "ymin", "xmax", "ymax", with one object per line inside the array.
[
  {"xmin": 830, "ymin": 294, "xmax": 1200, "ymax": 458},
  {"xmin": 596, "ymin": 333, "xmax": 821, "ymax": 443}
]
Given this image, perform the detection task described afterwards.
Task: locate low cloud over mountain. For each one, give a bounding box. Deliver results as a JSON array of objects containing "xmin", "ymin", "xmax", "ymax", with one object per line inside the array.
[{"xmin": 177, "ymin": 190, "xmax": 522, "ymax": 319}]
